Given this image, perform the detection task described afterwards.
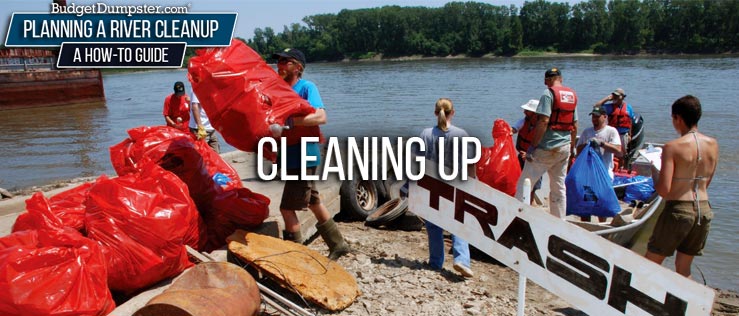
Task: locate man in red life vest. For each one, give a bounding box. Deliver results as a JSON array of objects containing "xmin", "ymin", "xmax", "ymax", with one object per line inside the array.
[
  {"xmin": 513, "ymin": 99, "xmax": 539, "ymax": 166},
  {"xmin": 512, "ymin": 99, "xmax": 542, "ymax": 204},
  {"xmin": 163, "ymin": 81, "xmax": 190, "ymax": 131},
  {"xmin": 594, "ymin": 88, "xmax": 635, "ymax": 169},
  {"xmin": 515, "ymin": 68, "xmax": 578, "ymax": 219}
]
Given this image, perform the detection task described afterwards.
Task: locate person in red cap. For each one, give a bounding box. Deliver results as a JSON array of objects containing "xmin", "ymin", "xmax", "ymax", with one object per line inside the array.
[
  {"xmin": 514, "ymin": 68, "xmax": 579, "ymax": 219},
  {"xmin": 163, "ymin": 81, "xmax": 190, "ymax": 131},
  {"xmin": 271, "ymin": 48, "xmax": 350, "ymax": 260}
]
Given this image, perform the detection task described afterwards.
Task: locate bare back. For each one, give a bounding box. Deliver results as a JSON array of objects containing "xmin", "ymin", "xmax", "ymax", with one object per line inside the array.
[{"xmin": 657, "ymin": 131, "xmax": 719, "ymax": 201}]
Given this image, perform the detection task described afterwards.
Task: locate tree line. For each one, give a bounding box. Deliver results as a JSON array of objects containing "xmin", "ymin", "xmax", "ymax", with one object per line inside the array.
[{"xmin": 241, "ymin": 0, "xmax": 738, "ymax": 62}]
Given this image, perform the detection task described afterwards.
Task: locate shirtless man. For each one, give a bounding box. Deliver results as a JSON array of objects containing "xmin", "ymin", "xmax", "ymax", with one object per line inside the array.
[{"xmin": 645, "ymin": 95, "xmax": 719, "ymax": 278}]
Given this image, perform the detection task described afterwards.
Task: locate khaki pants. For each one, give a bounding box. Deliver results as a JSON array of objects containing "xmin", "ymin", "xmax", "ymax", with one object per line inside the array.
[{"xmin": 515, "ymin": 144, "xmax": 571, "ymax": 219}]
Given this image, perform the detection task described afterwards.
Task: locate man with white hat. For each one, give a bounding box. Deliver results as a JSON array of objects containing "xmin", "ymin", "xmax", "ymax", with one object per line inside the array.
[
  {"xmin": 512, "ymin": 99, "xmax": 542, "ymax": 204},
  {"xmin": 512, "ymin": 99, "xmax": 539, "ymax": 165}
]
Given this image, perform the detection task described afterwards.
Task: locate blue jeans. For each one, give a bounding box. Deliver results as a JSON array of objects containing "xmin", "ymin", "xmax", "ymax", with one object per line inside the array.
[{"xmin": 425, "ymin": 221, "xmax": 471, "ymax": 269}]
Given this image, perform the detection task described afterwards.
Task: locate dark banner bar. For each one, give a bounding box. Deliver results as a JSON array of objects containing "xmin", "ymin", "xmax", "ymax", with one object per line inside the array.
[
  {"xmin": 57, "ymin": 42, "xmax": 186, "ymax": 68},
  {"xmin": 5, "ymin": 13, "xmax": 236, "ymax": 47}
]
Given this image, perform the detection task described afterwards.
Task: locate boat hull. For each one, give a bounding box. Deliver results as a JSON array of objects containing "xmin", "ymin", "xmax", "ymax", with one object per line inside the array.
[
  {"xmin": 564, "ymin": 145, "xmax": 664, "ymax": 250},
  {"xmin": 0, "ymin": 69, "xmax": 105, "ymax": 110}
]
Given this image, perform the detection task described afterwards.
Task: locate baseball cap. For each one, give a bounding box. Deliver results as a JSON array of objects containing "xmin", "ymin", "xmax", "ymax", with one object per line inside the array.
[
  {"xmin": 590, "ymin": 105, "xmax": 607, "ymax": 116},
  {"xmin": 545, "ymin": 67, "xmax": 561, "ymax": 78},
  {"xmin": 611, "ymin": 88, "xmax": 626, "ymax": 98},
  {"xmin": 272, "ymin": 48, "xmax": 306, "ymax": 67},
  {"xmin": 520, "ymin": 99, "xmax": 539, "ymax": 112},
  {"xmin": 173, "ymin": 81, "xmax": 185, "ymax": 95}
]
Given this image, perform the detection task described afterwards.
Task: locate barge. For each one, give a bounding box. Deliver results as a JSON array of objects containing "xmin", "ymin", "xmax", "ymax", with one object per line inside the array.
[{"xmin": 0, "ymin": 48, "xmax": 105, "ymax": 110}]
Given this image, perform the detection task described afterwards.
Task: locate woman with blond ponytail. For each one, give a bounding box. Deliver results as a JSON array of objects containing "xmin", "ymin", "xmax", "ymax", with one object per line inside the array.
[
  {"xmin": 435, "ymin": 97, "xmax": 453, "ymax": 132},
  {"xmin": 417, "ymin": 97, "xmax": 475, "ymax": 278}
]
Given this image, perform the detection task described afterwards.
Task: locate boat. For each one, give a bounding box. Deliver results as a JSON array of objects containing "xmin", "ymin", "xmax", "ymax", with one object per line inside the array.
[
  {"xmin": 564, "ymin": 144, "xmax": 664, "ymax": 250},
  {"xmin": 0, "ymin": 48, "xmax": 105, "ymax": 110}
]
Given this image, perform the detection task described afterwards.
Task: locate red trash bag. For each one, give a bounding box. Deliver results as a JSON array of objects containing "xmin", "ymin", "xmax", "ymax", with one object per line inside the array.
[
  {"xmin": 109, "ymin": 126, "xmax": 225, "ymax": 210},
  {"xmin": 85, "ymin": 165, "xmax": 202, "ymax": 293},
  {"xmin": 187, "ymin": 39, "xmax": 316, "ymax": 158},
  {"xmin": 194, "ymin": 139, "xmax": 242, "ymax": 191},
  {"xmin": 202, "ymin": 187, "xmax": 270, "ymax": 251},
  {"xmin": 476, "ymin": 119, "xmax": 521, "ymax": 197},
  {"xmin": 0, "ymin": 229, "xmax": 114, "ymax": 316},
  {"xmin": 109, "ymin": 126, "xmax": 192, "ymax": 176},
  {"xmin": 111, "ymin": 126, "xmax": 241, "ymax": 190},
  {"xmin": 13, "ymin": 182, "xmax": 93, "ymax": 233}
]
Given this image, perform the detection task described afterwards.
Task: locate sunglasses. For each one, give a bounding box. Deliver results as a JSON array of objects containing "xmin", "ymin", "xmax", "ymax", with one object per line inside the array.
[{"xmin": 277, "ymin": 58, "xmax": 298, "ymax": 65}]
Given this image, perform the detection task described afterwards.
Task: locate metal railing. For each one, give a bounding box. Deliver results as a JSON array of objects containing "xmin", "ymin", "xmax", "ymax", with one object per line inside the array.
[{"xmin": 0, "ymin": 61, "xmax": 55, "ymax": 72}]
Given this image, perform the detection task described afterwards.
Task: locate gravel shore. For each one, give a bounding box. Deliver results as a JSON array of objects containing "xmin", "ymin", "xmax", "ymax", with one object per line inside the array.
[
  {"xmin": 307, "ymin": 221, "xmax": 739, "ymax": 316},
  {"xmin": 3, "ymin": 178, "xmax": 737, "ymax": 315}
]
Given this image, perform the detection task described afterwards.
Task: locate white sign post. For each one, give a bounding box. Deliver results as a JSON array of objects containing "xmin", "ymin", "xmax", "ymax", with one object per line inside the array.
[
  {"xmin": 518, "ymin": 178, "xmax": 531, "ymax": 316},
  {"xmin": 408, "ymin": 161, "xmax": 714, "ymax": 316}
]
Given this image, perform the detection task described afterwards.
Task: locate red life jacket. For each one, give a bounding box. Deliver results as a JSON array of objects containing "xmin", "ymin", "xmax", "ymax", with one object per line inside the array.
[
  {"xmin": 283, "ymin": 125, "xmax": 323, "ymax": 146},
  {"xmin": 164, "ymin": 94, "xmax": 190, "ymax": 131},
  {"xmin": 608, "ymin": 102, "xmax": 632, "ymax": 130},
  {"xmin": 548, "ymin": 86, "xmax": 578, "ymax": 131},
  {"xmin": 516, "ymin": 114, "xmax": 537, "ymax": 152}
]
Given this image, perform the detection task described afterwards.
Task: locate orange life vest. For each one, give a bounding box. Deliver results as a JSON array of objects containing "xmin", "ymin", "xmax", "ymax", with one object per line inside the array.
[
  {"xmin": 608, "ymin": 102, "xmax": 632, "ymax": 130},
  {"xmin": 516, "ymin": 114, "xmax": 537, "ymax": 152},
  {"xmin": 548, "ymin": 86, "xmax": 578, "ymax": 131}
]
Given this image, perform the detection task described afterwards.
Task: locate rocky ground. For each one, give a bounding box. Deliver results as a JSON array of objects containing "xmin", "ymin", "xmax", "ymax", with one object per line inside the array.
[
  {"xmin": 301, "ymin": 220, "xmax": 739, "ymax": 316},
  {"xmin": 4, "ymin": 180, "xmax": 737, "ymax": 316}
]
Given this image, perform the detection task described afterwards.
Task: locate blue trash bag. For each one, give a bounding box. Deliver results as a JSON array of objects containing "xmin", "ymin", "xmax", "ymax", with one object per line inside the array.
[
  {"xmin": 565, "ymin": 144, "xmax": 621, "ymax": 217},
  {"xmin": 212, "ymin": 172, "xmax": 232, "ymax": 186},
  {"xmin": 624, "ymin": 175, "xmax": 655, "ymax": 202},
  {"xmin": 612, "ymin": 175, "xmax": 630, "ymax": 187}
]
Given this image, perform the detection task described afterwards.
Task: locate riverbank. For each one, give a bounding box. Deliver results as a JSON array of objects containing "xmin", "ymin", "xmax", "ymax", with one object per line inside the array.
[
  {"xmin": 1, "ymin": 151, "xmax": 738, "ymax": 315},
  {"xmin": 338, "ymin": 51, "xmax": 739, "ymax": 63}
]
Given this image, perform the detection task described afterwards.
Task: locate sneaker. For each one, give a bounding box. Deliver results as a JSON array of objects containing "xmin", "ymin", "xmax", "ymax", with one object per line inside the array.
[{"xmin": 453, "ymin": 262, "xmax": 474, "ymax": 278}]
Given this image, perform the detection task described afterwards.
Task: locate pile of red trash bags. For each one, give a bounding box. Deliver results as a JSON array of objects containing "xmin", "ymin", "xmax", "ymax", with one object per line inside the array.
[
  {"xmin": 3, "ymin": 126, "xmax": 269, "ymax": 315},
  {"xmin": 476, "ymin": 119, "xmax": 521, "ymax": 197},
  {"xmin": 187, "ymin": 39, "xmax": 317, "ymax": 160}
]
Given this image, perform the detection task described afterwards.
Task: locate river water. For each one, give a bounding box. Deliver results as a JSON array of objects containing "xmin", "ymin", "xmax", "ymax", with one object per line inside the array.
[{"xmin": 1, "ymin": 56, "xmax": 737, "ymax": 292}]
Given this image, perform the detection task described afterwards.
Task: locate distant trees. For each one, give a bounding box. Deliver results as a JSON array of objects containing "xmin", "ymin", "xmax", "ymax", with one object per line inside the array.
[{"xmin": 245, "ymin": 0, "xmax": 738, "ymax": 62}]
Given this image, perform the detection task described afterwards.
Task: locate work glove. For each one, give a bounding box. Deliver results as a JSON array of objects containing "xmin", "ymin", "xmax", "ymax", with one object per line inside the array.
[
  {"xmin": 197, "ymin": 126, "xmax": 207, "ymax": 140},
  {"xmin": 269, "ymin": 117, "xmax": 295, "ymax": 138},
  {"xmin": 269, "ymin": 124, "xmax": 284, "ymax": 138},
  {"xmin": 589, "ymin": 137, "xmax": 603, "ymax": 148}
]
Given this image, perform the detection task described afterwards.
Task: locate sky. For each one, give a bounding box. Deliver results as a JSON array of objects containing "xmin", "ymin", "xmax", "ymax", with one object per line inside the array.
[{"xmin": 2, "ymin": 0, "xmax": 535, "ymax": 41}]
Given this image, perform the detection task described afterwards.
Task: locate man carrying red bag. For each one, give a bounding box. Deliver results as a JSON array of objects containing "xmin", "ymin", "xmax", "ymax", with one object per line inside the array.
[{"xmin": 270, "ymin": 48, "xmax": 350, "ymax": 260}]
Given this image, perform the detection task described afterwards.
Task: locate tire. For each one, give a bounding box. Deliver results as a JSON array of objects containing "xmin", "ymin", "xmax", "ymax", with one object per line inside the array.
[
  {"xmin": 340, "ymin": 178, "xmax": 378, "ymax": 220},
  {"xmin": 386, "ymin": 211, "xmax": 425, "ymax": 231},
  {"xmin": 365, "ymin": 198, "xmax": 408, "ymax": 228}
]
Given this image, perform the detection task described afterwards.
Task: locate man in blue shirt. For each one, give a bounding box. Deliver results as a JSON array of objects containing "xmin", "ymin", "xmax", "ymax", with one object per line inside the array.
[{"xmin": 272, "ymin": 48, "xmax": 350, "ymax": 260}]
